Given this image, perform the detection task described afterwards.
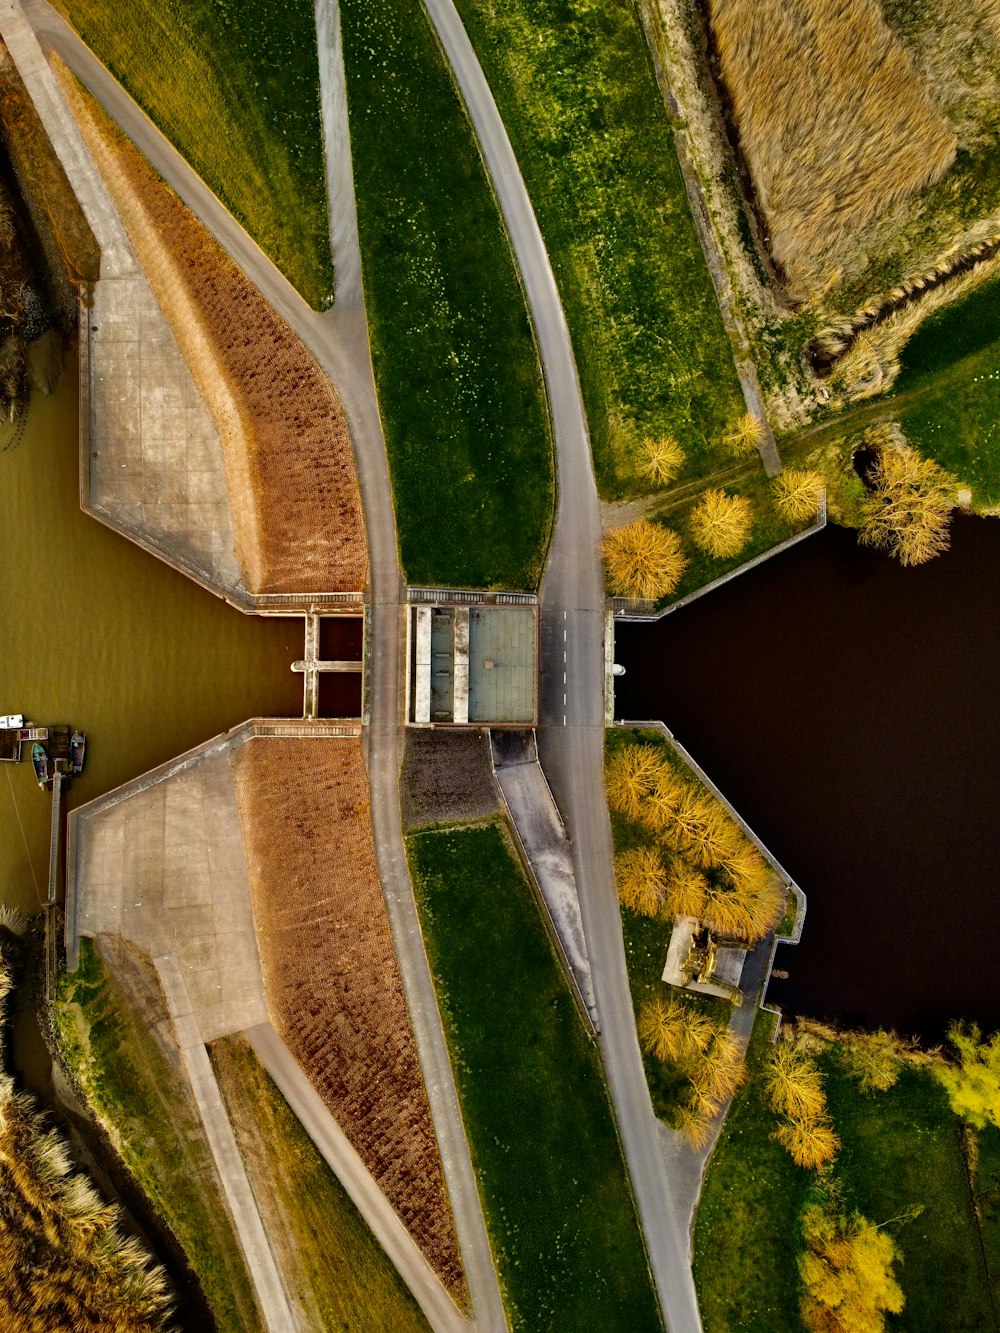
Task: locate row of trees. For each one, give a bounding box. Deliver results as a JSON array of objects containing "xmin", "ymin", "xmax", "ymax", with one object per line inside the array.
[
  {"xmin": 603, "ymin": 463, "xmax": 825, "ymax": 598},
  {"xmin": 765, "ymin": 1042, "xmax": 840, "ymax": 1170},
  {"xmin": 608, "ymin": 742, "xmax": 785, "ymax": 944},
  {"xmin": 638, "ymin": 995, "xmax": 745, "ymax": 1145}
]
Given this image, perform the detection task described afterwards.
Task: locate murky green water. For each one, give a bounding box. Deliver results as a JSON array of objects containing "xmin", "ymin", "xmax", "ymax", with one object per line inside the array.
[{"xmin": 0, "ymin": 345, "xmax": 303, "ymax": 914}]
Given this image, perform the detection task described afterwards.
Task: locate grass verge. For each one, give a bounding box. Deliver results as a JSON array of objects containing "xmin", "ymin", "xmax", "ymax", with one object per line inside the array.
[
  {"xmin": 56, "ymin": 0, "xmax": 332, "ymax": 306},
  {"xmin": 451, "ymin": 0, "xmax": 743, "ymax": 498},
  {"xmin": 52, "ymin": 938, "xmax": 263, "ymax": 1333},
  {"xmin": 978, "ymin": 1125, "xmax": 1000, "ymax": 1312},
  {"xmin": 823, "ymin": 1055, "xmax": 998, "ymax": 1332},
  {"xmin": 210, "ymin": 1033, "xmax": 431, "ymax": 1333},
  {"xmin": 694, "ymin": 1026, "xmax": 1000, "ymax": 1332},
  {"xmin": 693, "ymin": 1015, "xmax": 809, "ymax": 1333},
  {"xmin": 340, "ymin": 0, "xmax": 552, "ymax": 588},
  {"xmin": 408, "ymin": 821, "xmax": 662, "ymax": 1332}
]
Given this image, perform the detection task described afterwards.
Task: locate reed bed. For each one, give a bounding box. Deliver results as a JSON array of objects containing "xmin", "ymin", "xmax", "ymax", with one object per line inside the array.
[
  {"xmin": 706, "ymin": 0, "xmax": 956, "ymax": 300},
  {"xmin": 60, "ymin": 71, "xmax": 367, "ymax": 595},
  {"xmin": 0, "ymin": 940, "xmax": 171, "ymax": 1332},
  {"xmin": 233, "ymin": 737, "xmax": 466, "ymax": 1303}
]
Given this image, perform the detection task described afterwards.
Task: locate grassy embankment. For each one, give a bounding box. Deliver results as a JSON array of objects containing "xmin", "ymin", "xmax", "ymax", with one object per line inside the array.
[
  {"xmin": 210, "ymin": 1034, "xmax": 431, "ymax": 1333},
  {"xmin": 340, "ymin": 0, "xmax": 552, "ymax": 589},
  {"xmin": 781, "ymin": 271, "xmax": 1000, "ymax": 509},
  {"xmin": 53, "ymin": 938, "xmax": 263, "ymax": 1333},
  {"xmin": 408, "ymin": 821, "xmax": 662, "ymax": 1332},
  {"xmin": 451, "ymin": 0, "xmax": 745, "ymax": 499},
  {"xmin": 56, "ymin": 0, "xmax": 332, "ymax": 306},
  {"xmin": 694, "ymin": 1021, "xmax": 1000, "ymax": 1332}
]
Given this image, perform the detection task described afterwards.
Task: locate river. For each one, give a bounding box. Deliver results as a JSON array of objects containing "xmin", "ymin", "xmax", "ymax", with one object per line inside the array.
[
  {"xmin": 614, "ymin": 517, "xmax": 1000, "ymax": 1042},
  {"xmin": 0, "ymin": 343, "xmax": 303, "ymax": 915}
]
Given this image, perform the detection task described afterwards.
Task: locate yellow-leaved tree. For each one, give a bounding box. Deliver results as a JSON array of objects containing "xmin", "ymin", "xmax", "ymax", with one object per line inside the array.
[
  {"xmin": 800, "ymin": 1205, "xmax": 905, "ymax": 1332},
  {"xmin": 602, "ymin": 519, "xmax": 687, "ymax": 598},
  {"xmin": 937, "ymin": 1021, "xmax": 1000, "ymax": 1129},
  {"xmin": 640, "ymin": 435, "xmax": 686, "ymax": 486},
  {"xmin": 772, "ymin": 468, "xmax": 825, "ymax": 522},
  {"xmin": 858, "ymin": 431, "xmax": 954, "ymax": 567},
  {"xmin": 690, "ymin": 489, "xmax": 753, "ymax": 559}
]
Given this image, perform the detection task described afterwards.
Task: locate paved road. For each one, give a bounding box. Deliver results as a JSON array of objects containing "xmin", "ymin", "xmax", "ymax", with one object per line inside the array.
[
  {"xmin": 25, "ymin": 4, "xmax": 506, "ymax": 1328},
  {"xmin": 421, "ymin": 3, "xmax": 704, "ymax": 1329}
]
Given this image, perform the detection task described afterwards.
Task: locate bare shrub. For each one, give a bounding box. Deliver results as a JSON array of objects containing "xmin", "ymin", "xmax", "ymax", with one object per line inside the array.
[
  {"xmin": 640, "ymin": 434, "xmax": 686, "ymax": 486},
  {"xmin": 723, "ymin": 411, "xmax": 765, "ymax": 457}
]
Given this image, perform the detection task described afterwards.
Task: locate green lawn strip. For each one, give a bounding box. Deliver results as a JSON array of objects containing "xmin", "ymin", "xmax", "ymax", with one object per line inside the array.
[
  {"xmin": 209, "ymin": 1034, "xmax": 431, "ymax": 1333},
  {"xmin": 56, "ymin": 0, "xmax": 332, "ymax": 307},
  {"xmin": 408, "ymin": 821, "xmax": 662, "ymax": 1332},
  {"xmin": 340, "ymin": 0, "xmax": 552, "ymax": 589},
  {"xmin": 451, "ymin": 0, "xmax": 743, "ymax": 500},
  {"xmin": 977, "ymin": 1125, "xmax": 1000, "ymax": 1311},
  {"xmin": 823, "ymin": 1054, "xmax": 997, "ymax": 1332},
  {"xmin": 648, "ymin": 467, "xmax": 813, "ymax": 608},
  {"xmin": 53, "ymin": 939, "xmax": 263, "ymax": 1333},
  {"xmin": 693, "ymin": 1015, "xmax": 809, "ymax": 1333}
]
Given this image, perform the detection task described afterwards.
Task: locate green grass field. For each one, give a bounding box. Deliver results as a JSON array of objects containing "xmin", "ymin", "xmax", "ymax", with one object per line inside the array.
[
  {"xmin": 893, "ymin": 273, "xmax": 1000, "ymax": 505},
  {"xmin": 694, "ymin": 1025, "xmax": 999, "ymax": 1333},
  {"xmin": 57, "ymin": 0, "xmax": 332, "ymax": 307},
  {"xmin": 340, "ymin": 0, "xmax": 552, "ymax": 588},
  {"xmin": 823, "ymin": 1055, "xmax": 997, "ymax": 1332},
  {"xmin": 210, "ymin": 1034, "xmax": 431, "ymax": 1333},
  {"xmin": 452, "ymin": 0, "xmax": 744, "ymax": 499},
  {"xmin": 693, "ymin": 1016, "xmax": 809, "ymax": 1333},
  {"xmin": 408, "ymin": 822, "xmax": 662, "ymax": 1332},
  {"xmin": 53, "ymin": 940, "xmax": 263, "ymax": 1333},
  {"xmin": 978, "ymin": 1125, "xmax": 1000, "ymax": 1312}
]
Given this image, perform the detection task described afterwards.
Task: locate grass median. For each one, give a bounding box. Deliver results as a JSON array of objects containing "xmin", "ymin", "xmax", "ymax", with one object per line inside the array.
[
  {"xmin": 341, "ymin": 0, "xmax": 553, "ymax": 588},
  {"xmin": 210, "ymin": 1034, "xmax": 431, "ymax": 1333},
  {"xmin": 409, "ymin": 821, "xmax": 662, "ymax": 1332},
  {"xmin": 55, "ymin": 0, "xmax": 332, "ymax": 306},
  {"xmin": 451, "ymin": 0, "xmax": 744, "ymax": 498}
]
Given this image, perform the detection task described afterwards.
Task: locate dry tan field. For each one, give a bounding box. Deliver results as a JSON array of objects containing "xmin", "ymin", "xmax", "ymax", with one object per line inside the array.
[
  {"xmin": 60, "ymin": 69, "xmax": 367, "ymax": 595},
  {"xmin": 232, "ymin": 737, "xmax": 466, "ymax": 1304},
  {"xmin": 706, "ymin": 0, "xmax": 956, "ymax": 302}
]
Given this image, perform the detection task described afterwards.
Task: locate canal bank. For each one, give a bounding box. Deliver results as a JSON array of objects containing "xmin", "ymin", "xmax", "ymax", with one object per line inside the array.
[
  {"xmin": 614, "ymin": 517, "xmax": 1000, "ymax": 1041},
  {"xmin": 0, "ymin": 346, "xmax": 305, "ymax": 917}
]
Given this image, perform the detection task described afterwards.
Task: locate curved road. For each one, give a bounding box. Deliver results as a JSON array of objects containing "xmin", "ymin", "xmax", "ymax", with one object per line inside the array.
[
  {"xmin": 420, "ymin": 3, "xmax": 703, "ymax": 1331},
  {"xmin": 22, "ymin": 2, "xmax": 505, "ymax": 1329}
]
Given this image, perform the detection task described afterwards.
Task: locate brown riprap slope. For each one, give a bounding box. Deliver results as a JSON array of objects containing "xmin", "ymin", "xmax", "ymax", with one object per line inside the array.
[
  {"xmin": 232, "ymin": 737, "xmax": 465, "ymax": 1304},
  {"xmin": 61, "ymin": 70, "xmax": 367, "ymax": 594}
]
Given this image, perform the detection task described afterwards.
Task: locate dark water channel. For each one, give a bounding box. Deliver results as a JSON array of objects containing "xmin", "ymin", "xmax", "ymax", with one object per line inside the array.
[{"xmin": 614, "ymin": 518, "xmax": 1000, "ymax": 1043}]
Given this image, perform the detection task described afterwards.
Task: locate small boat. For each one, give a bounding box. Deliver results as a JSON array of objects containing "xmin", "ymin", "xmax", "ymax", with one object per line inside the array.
[
  {"xmin": 31, "ymin": 743, "xmax": 48, "ymax": 788},
  {"xmin": 70, "ymin": 732, "xmax": 86, "ymax": 775}
]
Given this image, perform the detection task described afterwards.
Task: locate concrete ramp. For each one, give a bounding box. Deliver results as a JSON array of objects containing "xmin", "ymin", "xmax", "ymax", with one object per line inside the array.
[{"xmin": 490, "ymin": 731, "xmax": 598, "ymax": 1029}]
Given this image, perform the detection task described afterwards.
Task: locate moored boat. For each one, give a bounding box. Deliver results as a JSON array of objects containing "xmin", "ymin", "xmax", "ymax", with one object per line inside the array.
[
  {"xmin": 31, "ymin": 743, "xmax": 48, "ymax": 788},
  {"xmin": 70, "ymin": 732, "xmax": 86, "ymax": 775}
]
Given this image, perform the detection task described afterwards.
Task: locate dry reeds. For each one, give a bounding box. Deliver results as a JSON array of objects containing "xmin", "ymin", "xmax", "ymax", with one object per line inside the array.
[
  {"xmin": 689, "ymin": 488, "xmax": 753, "ymax": 558},
  {"xmin": 640, "ymin": 435, "xmax": 686, "ymax": 486},
  {"xmin": 859, "ymin": 431, "xmax": 955, "ymax": 565},
  {"xmin": 602, "ymin": 519, "xmax": 687, "ymax": 598},
  {"xmin": 707, "ymin": 0, "xmax": 956, "ymax": 299},
  {"xmin": 0, "ymin": 949, "xmax": 171, "ymax": 1332},
  {"xmin": 771, "ymin": 469, "xmax": 824, "ymax": 523}
]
